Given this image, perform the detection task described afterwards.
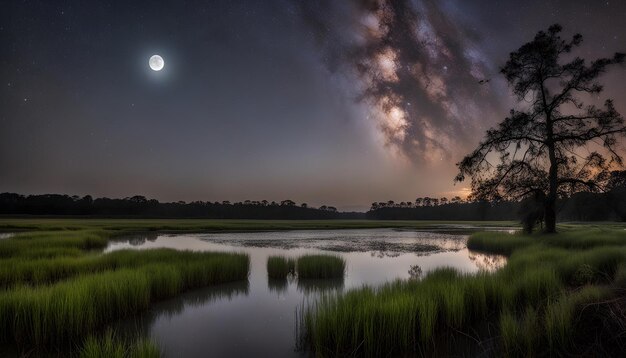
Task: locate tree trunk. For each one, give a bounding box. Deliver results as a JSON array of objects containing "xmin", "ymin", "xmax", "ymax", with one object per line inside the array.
[
  {"xmin": 543, "ymin": 84, "xmax": 558, "ymax": 233},
  {"xmin": 544, "ymin": 197, "xmax": 556, "ymax": 233},
  {"xmin": 545, "ymin": 144, "xmax": 558, "ymax": 233}
]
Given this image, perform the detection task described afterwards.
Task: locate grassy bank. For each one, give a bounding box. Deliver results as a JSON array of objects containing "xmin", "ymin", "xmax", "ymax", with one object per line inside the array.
[
  {"xmin": 0, "ymin": 248, "xmax": 249, "ymax": 288},
  {"xmin": 300, "ymin": 227, "xmax": 626, "ymax": 356},
  {"xmin": 0, "ymin": 225, "xmax": 250, "ymax": 356}
]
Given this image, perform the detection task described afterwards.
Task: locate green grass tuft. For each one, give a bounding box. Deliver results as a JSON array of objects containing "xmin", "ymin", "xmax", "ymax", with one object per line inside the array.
[
  {"xmin": 296, "ymin": 255, "xmax": 345, "ymax": 279},
  {"xmin": 266, "ymin": 256, "xmax": 295, "ymax": 279}
]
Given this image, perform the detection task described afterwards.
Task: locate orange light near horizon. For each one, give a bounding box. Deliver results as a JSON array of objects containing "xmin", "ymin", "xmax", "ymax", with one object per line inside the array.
[{"xmin": 441, "ymin": 187, "xmax": 472, "ymax": 199}]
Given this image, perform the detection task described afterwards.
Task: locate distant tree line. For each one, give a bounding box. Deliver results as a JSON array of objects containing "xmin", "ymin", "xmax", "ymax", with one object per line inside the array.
[
  {"xmin": 0, "ymin": 193, "xmax": 362, "ymax": 219},
  {"xmin": 1, "ymin": 171, "xmax": 624, "ymax": 221},
  {"xmin": 367, "ymin": 171, "xmax": 626, "ymax": 222}
]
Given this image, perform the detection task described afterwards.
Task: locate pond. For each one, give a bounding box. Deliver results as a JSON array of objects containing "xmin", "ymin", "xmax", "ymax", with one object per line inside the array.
[{"xmin": 107, "ymin": 228, "xmax": 507, "ymax": 357}]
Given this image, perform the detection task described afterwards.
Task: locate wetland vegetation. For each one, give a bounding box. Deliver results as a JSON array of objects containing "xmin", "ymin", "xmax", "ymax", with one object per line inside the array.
[
  {"xmin": 0, "ymin": 220, "xmax": 250, "ymax": 356},
  {"xmin": 1, "ymin": 219, "xmax": 625, "ymax": 356},
  {"xmin": 296, "ymin": 255, "xmax": 346, "ymax": 279},
  {"xmin": 299, "ymin": 226, "xmax": 626, "ymax": 356},
  {"xmin": 266, "ymin": 255, "xmax": 296, "ymax": 279}
]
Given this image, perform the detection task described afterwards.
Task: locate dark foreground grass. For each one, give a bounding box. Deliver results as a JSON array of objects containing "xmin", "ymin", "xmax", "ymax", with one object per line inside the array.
[
  {"xmin": 296, "ymin": 255, "xmax": 346, "ymax": 279},
  {"xmin": 300, "ymin": 227, "xmax": 626, "ymax": 357},
  {"xmin": 267, "ymin": 256, "xmax": 296, "ymax": 279}
]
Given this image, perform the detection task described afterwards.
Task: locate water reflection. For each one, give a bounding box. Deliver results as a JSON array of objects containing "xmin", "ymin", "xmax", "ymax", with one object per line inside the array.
[
  {"xmin": 297, "ymin": 278, "xmax": 344, "ymax": 295},
  {"xmin": 268, "ymin": 278, "xmax": 289, "ymax": 294},
  {"xmin": 156, "ymin": 280, "xmax": 250, "ymax": 317},
  {"xmin": 468, "ymin": 250, "xmax": 507, "ymax": 271},
  {"xmin": 105, "ymin": 229, "xmax": 508, "ymax": 357},
  {"xmin": 115, "ymin": 280, "xmax": 250, "ymax": 339},
  {"xmin": 111, "ymin": 232, "xmax": 159, "ymax": 246},
  {"xmin": 268, "ymin": 275, "xmax": 297, "ymax": 295}
]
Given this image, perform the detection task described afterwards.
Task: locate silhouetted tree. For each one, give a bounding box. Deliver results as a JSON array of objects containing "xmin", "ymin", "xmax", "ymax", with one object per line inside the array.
[{"xmin": 456, "ymin": 24, "xmax": 626, "ymax": 233}]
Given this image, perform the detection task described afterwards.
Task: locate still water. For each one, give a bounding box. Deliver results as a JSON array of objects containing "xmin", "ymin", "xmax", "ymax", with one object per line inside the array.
[{"xmin": 107, "ymin": 228, "xmax": 506, "ymax": 357}]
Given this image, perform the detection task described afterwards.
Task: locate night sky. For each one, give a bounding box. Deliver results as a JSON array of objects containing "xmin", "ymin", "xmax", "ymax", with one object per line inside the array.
[{"xmin": 1, "ymin": 0, "xmax": 625, "ymax": 210}]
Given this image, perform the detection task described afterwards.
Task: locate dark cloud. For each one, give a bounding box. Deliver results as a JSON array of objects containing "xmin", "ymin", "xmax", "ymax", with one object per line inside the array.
[{"xmin": 298, "ymin": 0, "xmax": 505, "ymax": 162}]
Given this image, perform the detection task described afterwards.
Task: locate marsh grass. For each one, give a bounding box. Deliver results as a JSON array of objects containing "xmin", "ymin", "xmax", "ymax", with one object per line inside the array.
[
  {"xmin": 266, "ymin": 256, "xmax": 295, "ymax": 279},
  {"xmin": 545, "ymin": 286, "xmax": 609, "ymax": 349},
  {"xmin": 0, "ymin": 253, "xmax": 249, "ymax": 346},
  {"xmin": 80, "ymin": 331, "xmax": 160, "ymax": 358},
  {"xmin": 301, "ymin": 227, "xmax": 626, "ymax": 357},
  {"xmin": 0, "ymin": 249, "xmax": 249, "ymax": 288},
  {"xmin": 301, "ymin": 266, "xmax": 567, "ymax": 356},
  {"xmin": 614, "ymin": 263, "xmax": 626, "ymax": 287},
  {"xmin": 0, "ymin": 227, "xmax": 250, "ymax": 350},
  {"xmin": 296, "ymin": 255, "xmax": 345, "ymax": 279},
  {"xmin": 467, "ymin": 231, "xmax": 534, "ymax": 255},
  {"xmin": 468, "ymin": 227, "xmax": 626, "ymax": 254},
  {"xmin": 0, "ymin": 230, "xmax": 108, "ymax": 258}
]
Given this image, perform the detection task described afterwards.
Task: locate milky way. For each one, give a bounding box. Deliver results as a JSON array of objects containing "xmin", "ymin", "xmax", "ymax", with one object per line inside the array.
[{"xmin": 299, "ymin": 0, "xmax": 505, "ymax": 162}]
